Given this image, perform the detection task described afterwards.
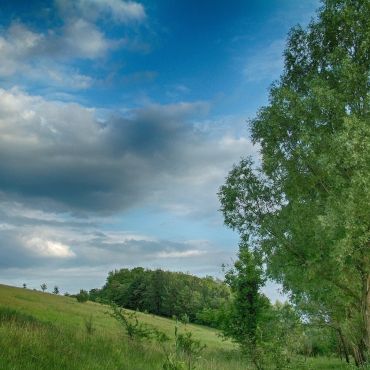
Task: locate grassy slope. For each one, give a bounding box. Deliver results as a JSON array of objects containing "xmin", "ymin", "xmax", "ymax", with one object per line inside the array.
[{"xmin": 0, "ymin": 284, "xmax": 350, "ymax": 370}]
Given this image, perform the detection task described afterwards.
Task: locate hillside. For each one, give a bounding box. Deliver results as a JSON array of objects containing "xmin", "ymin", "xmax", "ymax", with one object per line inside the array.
[{"xmin": 0, "ymin": 284, "xmax": 349, "ymax": 369}]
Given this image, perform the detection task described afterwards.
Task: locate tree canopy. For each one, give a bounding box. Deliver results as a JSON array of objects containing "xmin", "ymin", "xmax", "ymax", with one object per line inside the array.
[
  {"xmin": 219, "ymin": 0, "xmax": 369, "ymax": 364},
  {"xmin": 90, "ymin": 267, "xmax": 230, "ymax": 328}
]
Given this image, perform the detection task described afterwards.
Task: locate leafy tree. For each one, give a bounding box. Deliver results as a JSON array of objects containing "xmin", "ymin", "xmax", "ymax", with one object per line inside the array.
[
  {"xmin": 220, "ymin": 246, "xmax": 270, "ymax": 369},
  {"xmin": 76, "ymin": 289, "xmax": 89, "ymax": 303},
  {"xmin": 40, "ymin": 283, "xmax": 47, "ymax": 292},
  {"xmin": 95, "ymin": 268, "xmax": 230, "ymax": 327},
  {"xmin": 22, "ymin": 283, "xmax": 26, "ymax": 289},
  {"xmin": 219, "ymin": 0, "xmax": 369, "ymax": 364},
  {"xmin": 53, "ymin": 286, "xmax": 59, "ymax": 295}
]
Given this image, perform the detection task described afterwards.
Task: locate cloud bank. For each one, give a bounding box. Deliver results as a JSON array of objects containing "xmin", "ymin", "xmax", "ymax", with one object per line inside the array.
[{"xmin": 0, "ymin": 88, "xmax": 253, "ymax": 216}]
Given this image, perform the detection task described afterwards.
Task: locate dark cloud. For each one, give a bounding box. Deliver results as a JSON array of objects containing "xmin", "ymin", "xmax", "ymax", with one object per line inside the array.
[
  {"xmin": 0, "ymin": 87, "xmax": 254, "ymax": 291},
  {"xmin": 0, "ymin": 89, "xmax": 251, "ymax": 216}
]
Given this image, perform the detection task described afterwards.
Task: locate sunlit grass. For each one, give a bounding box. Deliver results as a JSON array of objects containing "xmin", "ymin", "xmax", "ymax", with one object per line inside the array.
[{"xmin": 0, "ymin": 284, "xmax": 357, "ymax": 370}]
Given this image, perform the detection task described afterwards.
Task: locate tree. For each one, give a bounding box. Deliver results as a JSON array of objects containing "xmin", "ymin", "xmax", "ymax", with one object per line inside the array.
[
  {"xmin": 40, "ymin": 283, "xmax": 47, "ymax": 292},
  {"xmin": 220, "ymin": 247, "xmax": 269, "ymax": 369},
  {"xmin": 22, "ymin": 283, "xmax": 26, "ymax": 289},
  {"xmin": 219, "ymin": 0, "xmax": 369, "ymax": 364},
  {"xmin": 76, "ymin": 289, "xmax": 89, "ymax": 303},
  {"xmin": 53, "ymin": 286, "xmax": 59, "ymax": 295}
]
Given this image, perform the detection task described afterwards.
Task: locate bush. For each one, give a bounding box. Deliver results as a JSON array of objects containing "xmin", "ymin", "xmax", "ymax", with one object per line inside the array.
[
  {"xmin": 108, "ymin": 303, "xmax": 153, "ymax": 341},
  {"xmin": 76, "ymin": 289, "xmax": 89, "ymax": 303}
]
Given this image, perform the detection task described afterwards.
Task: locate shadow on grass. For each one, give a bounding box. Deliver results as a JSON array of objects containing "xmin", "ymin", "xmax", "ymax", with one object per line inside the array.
[{"xmin": 0, "ymin": 306, "xmax": 50, "ymax": 329}]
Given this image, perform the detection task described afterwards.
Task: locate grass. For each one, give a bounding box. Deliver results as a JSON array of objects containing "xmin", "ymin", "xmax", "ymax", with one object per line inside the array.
[{"xmin": 0, "ymin": 284, "xmax": 357, "ymax": 369}]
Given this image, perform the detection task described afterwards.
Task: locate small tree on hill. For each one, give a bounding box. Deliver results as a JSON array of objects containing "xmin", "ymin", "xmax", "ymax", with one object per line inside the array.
[
  {"xmin": 53, "ymin": 286, "xmax": 59, "ymax": 295},
  {"xmin": 40, "ymin": 283, "xmax": 47, "ymax": 292},
  {"xmin": 76, "ymin": 289, "xmax": 89, "ymax": 303},
  {"xmin": 220, "ymin": 246, "xmax": 269, "ymax": 369}
]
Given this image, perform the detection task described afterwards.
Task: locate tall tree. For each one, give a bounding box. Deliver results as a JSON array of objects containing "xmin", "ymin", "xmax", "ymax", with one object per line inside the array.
[
  {"xmin": 221, "ymin": 246, "xmax": 268, "ymax": 369},
  {"xmin": 219, "ymin": 0, "xmax": 369, "ymax": 364}
]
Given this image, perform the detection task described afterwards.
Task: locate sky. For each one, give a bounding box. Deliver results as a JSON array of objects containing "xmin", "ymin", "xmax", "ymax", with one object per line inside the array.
[{"xmin": 0, "ymin": 0, "xmax": 319, "ymax": 299}]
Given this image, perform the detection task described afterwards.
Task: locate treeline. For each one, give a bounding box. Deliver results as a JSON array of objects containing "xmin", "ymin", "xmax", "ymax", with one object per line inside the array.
[
  {"xmin": 89, "ymin": 267, "xmax": 230, "ymax": 327},
  {"xmin": 86, "ymin": 265, "xmax": 342, "ymax": 365}
]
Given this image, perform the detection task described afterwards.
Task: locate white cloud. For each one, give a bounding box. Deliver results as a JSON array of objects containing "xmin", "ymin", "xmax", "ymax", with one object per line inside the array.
[
  {"xmin": 0, "ymin": 21, "xmax": 110, "ymax": 89},
  {"xmin": 24, "ymin": 237, "xmax": 75, "ymax": 258},
  {"xmin": 56, "ymin": 0, "xmax": 146, "ymax": 23},
  {"xmin": 61, "ymin": 19, "xmax": 110, "ymax": 59},
  {"xmin": 157, "ymin": 250, "xmax": 206, "ymax": 258},
  {"xmin": 2, "ymin": 201, "xmax": 63, "ymax": 222},
  {"xmin": 0, "ymin": 23, "xmax": 44, "ymax": 76},
  {"xmin": 0, "ymin": 0, "xmax": 145, "ymax": 89}
]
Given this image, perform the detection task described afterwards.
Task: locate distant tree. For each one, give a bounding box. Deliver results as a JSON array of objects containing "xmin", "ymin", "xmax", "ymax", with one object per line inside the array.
[
  {"xmin": 40, "ymin": 283, "xmax": 47, "ymax": 292},
  {"xmin": 53, "ymin": 286, "xmax": 59, "ymax": 295},
  {"xmin": 96, "ymin": 267, "xmax": 230, "ymax": 327},
  {"xmin": 22, "ymin": 283, "xmax": 27, "ymax": 289},
  {"xmin": 76, "ymin": 289, "xmax": 89, "ymax": 303}
]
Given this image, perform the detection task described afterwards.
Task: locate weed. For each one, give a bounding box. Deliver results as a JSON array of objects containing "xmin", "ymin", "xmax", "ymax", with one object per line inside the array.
[{"xmin": 84, "ymin": 315, "xmax": 96, "ymax": 335}]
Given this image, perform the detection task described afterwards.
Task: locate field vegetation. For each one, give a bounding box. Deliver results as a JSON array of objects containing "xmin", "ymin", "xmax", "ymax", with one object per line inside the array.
[{"xmin": 0, "ymin": 284, "xmax": 359, "ymax": 369}]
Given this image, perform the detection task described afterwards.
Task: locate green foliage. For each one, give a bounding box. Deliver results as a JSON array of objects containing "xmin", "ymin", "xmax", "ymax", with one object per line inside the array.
[
  {"xmin": 162, "ymin": 355, "xmax": 185, "ymax": 370},
  {"xmin": 0, "ymin": 284, "xmax": 353, "ymax": 369},
  {"xmin": 109, "ymin": 296, "xmax": 206, "ymax": 370},
  {"xmin": 93, "ymin": 267, "xmax": 230, "ymax": 328},
  {"xmin": 40, "ymin": 283, "xmax": 47, "ymax": 292},
  {"xmin": 221, "ymin": 247, "xmax": 267, "ymax": 346},
  {"xmin": 76, "ymin": 289, "xmax": 89, "ymax": 303},
  {"xmin": 84, "ymin": 315, "xmax": 96, "ymax": 335},
  {"xmin": 220, "ymin": 247, "xmax": 274, "ymax": 369},
  {"xmin": 160, "ymin": 322, "xmax": 206, "ymax": 370},
  {"xmin": 219, "ymin": 0, "xmax": 370, "ymax": 364},
  {"xmin": 108, "ymin": 302, "xmax": 153, "ymax": 341},
  {"xmin": 52, "ymin": 286, "xmax": 59, "ymax": 295},
  {"xmin": 0, "ymin": 307, "xmax": 42, "ymax": 328},
  {"xmin": 175, "ymin": 329, "xmax": 206, "ymax": 370}
]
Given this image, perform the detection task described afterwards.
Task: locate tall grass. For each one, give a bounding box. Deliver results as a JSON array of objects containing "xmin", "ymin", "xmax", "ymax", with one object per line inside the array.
[{"xmin": 0, "ymin": 284, "xmax": 360, "ymax": 369}]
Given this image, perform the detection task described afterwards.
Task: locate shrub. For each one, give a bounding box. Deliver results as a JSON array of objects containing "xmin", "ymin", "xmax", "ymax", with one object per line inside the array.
[
  {"xmin": 76, "ymin": 289, "xmax": 89, "ymax": 303},
  {"xmin": 108, "ymin": 303, "xmax": 153, "ymax": 341},
  {"xmin": 84, "ymin": 315, "xmax": 96, "ymax": 335}
]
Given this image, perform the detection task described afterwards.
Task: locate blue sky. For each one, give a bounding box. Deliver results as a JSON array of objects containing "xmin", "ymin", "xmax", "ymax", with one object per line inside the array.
[{"xmin": 0, "ymin": 0, "xmax": 318, "ymax": 298}]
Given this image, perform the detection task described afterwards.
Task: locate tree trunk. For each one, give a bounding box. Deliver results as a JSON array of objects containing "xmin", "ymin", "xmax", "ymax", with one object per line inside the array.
[
  {"xmin": 337, "ymin": 327, "xmax": 350, "ymax": 364},
  {"xmin": 355, "ymin": 272, "xmax": 370, "ymax": 366},
  {"xmin": 363, "ymin": 273, "xmax": 370, "ymax": 361}
]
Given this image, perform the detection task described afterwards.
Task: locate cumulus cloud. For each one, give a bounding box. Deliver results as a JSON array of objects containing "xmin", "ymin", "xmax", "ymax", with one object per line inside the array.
[
  {"xmin": 24, "ymin": 237, "xmax": 75, "ymax": 258},
  {"xmin": 0, "ymin": 0, "xmax": 146, "ymax": 89},
  {"xmin": 59, "ymin": 19, "xmax": 111, "ymax": 59},
  {"xmin": 0, "ymin": 21, "xmax": 108, "ymax": 89},
  {"xmin": 0, "ymin": 88, "xmax": 254, "ymax": 216},
  {"xmin": 0, "ymin": 204, "xmax": 227, "ymax": 275},
  {"xmin": 0, "ymin": 22, "xmax": 44, "ymax": 77},
  {"xmin": 0, "ymin": 87, "xmax": 254, "ymax": 289}
]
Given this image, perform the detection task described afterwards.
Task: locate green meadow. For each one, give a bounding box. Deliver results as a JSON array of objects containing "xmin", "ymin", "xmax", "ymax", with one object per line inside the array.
[{"xmin": 0, "ymin": 284, "xmax": 354, "ymax": 369}]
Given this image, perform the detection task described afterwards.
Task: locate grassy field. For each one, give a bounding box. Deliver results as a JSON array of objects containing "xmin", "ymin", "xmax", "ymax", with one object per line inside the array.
[{"xmin": 0, "ymin": 284, "xmax": 354, "ymax": 369}]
